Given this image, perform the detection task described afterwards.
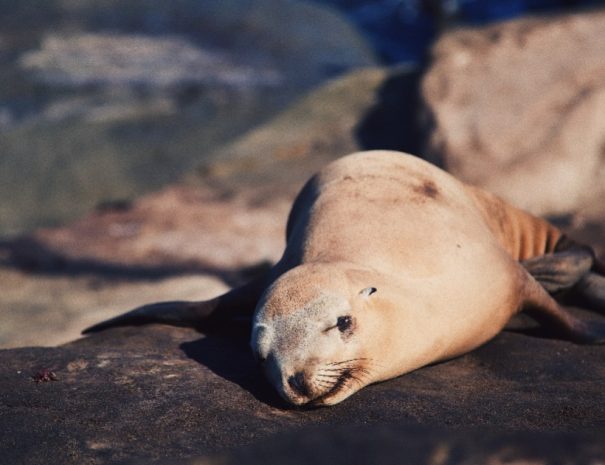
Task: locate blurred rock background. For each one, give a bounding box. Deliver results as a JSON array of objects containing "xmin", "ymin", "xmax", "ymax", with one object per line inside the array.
[
  {"xmin": 1, "ymin": 0, "xmax": 604, "ymax": 347},
  {"xmin": 0, "ymin": 0, "xmax": 376, "ymax": 235},
  {"xmin": 0, "ymin": 0, "xmax": 603, "ymax": 344}
]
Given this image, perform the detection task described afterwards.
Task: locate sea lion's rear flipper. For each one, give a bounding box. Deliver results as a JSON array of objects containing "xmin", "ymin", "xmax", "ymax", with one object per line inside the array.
[
  {"xmin": 571, "ymin": 260, "xmax": 605, "ymax": 312},
  {"xmin": 521, "ymin": 234, "xmax": 605, "ymax": 312},
  {"xmin": 82, "ymin": 274, "xmax": 268, "ymax": 334},
  {"xmin": 521, "ymin": 248, "xmax": 593, "ymax": 294},
  {"xmin": 521, "ymin": 270, "xmax": 605, "ymax": 345}
]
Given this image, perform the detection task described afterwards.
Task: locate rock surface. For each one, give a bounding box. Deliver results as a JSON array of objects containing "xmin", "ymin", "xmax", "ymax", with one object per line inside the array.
[
  {"xmin": 0, "ymin": 266, "xmax": 228, "ymax": 348},
  {"xmin": 9, "ymin": 186, "xmax": 289, "ymax": 275},
  {"xmin": 192, "ymin": 428, "xmax": 605, "ymax": 465},
  {"xmin": 1, "ymin": 320, "xmax": 604, "ymax": 465},
  {"xmin": 422, "ymin": 9, "xmax": 605, "ymax": 218}
]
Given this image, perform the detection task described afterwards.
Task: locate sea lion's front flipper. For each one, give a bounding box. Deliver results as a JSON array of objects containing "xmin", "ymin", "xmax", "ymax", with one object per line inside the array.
[
  {"xmin": 521, "ymin": 270, "xmax": 605, "ymax": 344},
  {"xmin": 521, "ymin": 248, "xmax": 593, "ymax": 294},
  {"xmin": 82, "ymin": 274, "xmax": 268, "ymax": 334}
]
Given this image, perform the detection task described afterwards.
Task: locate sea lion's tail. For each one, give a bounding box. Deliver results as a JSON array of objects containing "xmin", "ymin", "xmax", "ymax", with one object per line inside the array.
[{"xmin": 82, "ymin": 274, "xmax": 268, "ymax": 334}]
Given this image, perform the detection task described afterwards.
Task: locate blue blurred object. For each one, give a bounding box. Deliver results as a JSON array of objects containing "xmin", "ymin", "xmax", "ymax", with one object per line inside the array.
[
  {"xmin": 525, "ymin": 0, "xmax": 565, "ymax": 9},
  {"xmin": 459, "ymin": 0, "xmax": 527, "ymax": 23},
  {"xmin": 354, "ymin": 1, "xmax": 436, "ymax": 62},
  {"xmin": 315, "ymin": 0, "xmax": 603, "ymax": 64}
]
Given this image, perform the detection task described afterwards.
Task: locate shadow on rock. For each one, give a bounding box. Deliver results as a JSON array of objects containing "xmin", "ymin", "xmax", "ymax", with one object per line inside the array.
[
  {"xmin": 180, "ymin": 335, "xmax": 287, "ymax": 409},
  {"xmin": 207, "ymin": 423, "xmax": 605, "ymax": 465},
  {"xmin": 354, "ymin": 68, "xmax": 440, "ymax": 165},
  {"xmin": 0, "ymin": 236, "xmax": 270, "ymax": 287}
]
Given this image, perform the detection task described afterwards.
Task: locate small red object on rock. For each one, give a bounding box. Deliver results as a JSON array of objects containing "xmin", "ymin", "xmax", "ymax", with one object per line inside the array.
[{"xmin": 33, "ymin": 368, "xmax": 58, "ymax": 383}]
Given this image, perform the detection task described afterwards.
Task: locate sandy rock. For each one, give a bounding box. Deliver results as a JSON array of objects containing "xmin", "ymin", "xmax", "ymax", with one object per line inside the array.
[
  {"xmin": 422, "ymin": 10, "xmax": 605, "ymax": 217},
  {"xmin": 10, "ymin": 185, "xmax": 289, "ymax": 274},
  {"xmin": 0, "ymin": 266, "xmax": 228, "ymax": 348},
  {"xmin": 0, "ymin": 184, "xmax": 284, "ymax": 348},
  {"xmin": 0, "ymin": 321, "xmax": 603, "ymax": 464}
]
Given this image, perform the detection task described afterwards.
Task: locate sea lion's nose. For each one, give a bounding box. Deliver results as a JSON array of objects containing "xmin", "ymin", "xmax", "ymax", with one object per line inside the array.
[{"xmin": 287, "ymin": 371, "xmax": 310, "ymax": 397}]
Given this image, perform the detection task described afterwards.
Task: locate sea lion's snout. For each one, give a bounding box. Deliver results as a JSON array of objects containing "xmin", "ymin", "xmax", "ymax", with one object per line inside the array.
[
  {"xmin": 287, "ymin": 371, "xmax": 310, "ymax": 398},
  {"xmin": 257, "ymin": 350, "xmax": 328, "ymax": 406},
  {"xmin": 262, "ymin": 355, "xmax": 360, "ymax": 407},
  {"xmin": 250, "ymin": 273, "xmax": 378, "ymax": 406},
  {"xmin": 261, "ymin": 355, "xmax": 313, "ymax": 405}
]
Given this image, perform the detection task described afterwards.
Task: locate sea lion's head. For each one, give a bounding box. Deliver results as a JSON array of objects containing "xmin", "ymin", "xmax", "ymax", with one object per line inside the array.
[{"xmin": 251, "ymin": 263, "xmax": 388, "ymax": 406}]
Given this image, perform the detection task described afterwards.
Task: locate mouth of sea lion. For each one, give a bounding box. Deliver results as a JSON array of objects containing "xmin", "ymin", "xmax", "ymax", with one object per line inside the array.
[
  {"xmin": 280, "ymin": 370, "xmax": 351, "ymax": 408},
  {"xmin": 274, "ymin": 358, "xmax": 371, "ymax": 407},
  {"xmin": 306, "ymin": 368, "xmax": 356, "ymax": 407},
  {"xmin": 302, "ymin": 359, "xmax": 373, "ymax": 406}
]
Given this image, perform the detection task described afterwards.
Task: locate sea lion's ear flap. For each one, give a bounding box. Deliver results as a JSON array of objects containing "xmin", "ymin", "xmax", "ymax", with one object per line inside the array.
[{"xmin": 359, "ymin": 287, "xmax": 377, "ymax": 298}]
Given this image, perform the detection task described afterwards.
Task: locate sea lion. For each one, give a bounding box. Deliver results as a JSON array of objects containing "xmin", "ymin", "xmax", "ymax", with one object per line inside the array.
[{"xmin": 84, "ymin": 150, "xmax": 605, "ymax": 406}]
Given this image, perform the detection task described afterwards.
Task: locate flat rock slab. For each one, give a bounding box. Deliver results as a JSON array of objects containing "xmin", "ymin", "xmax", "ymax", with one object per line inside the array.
[
  {"xmin": 196, "ymin": 424, "xmax": 605, "ymax": 465},
  {"xmin": 1, "ymin": 322, "xmax": 604, "ymax": 464}
]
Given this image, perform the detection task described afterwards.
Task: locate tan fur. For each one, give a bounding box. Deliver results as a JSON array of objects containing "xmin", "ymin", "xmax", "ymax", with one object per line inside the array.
[
  {"xmin": 464, "ymin": 186, "xmax": 562, "ymax": 260},
  {"xmin": 252, "ymin": 150, "xmax": 561, "ymax": 406},
  {"xmin": 86, "ymin": 150, "xmax": 601, "ymax": 406}
]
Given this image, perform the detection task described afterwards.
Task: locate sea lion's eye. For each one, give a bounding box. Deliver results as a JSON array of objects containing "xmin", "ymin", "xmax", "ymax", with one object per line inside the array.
[{"xmin": 336, "ymin": 316, "xmax": 352, "ymax": 332}]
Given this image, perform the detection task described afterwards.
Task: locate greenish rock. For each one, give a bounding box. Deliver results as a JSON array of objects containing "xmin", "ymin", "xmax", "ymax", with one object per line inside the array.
[
  {"xmin": 193, "ymin": 65, "xmax": 426, "ymax": 193},
  {"xmin": 0, "ymin": 0, "xmax": 376, "ymax": 235}
]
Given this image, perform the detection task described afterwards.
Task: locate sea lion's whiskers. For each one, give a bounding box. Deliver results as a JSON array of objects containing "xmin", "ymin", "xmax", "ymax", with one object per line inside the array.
[
  {"xmin": 315, "ymin": 380, "xmax": 333, "ymax": 389},
  {"xmin": 327, "ymin": 358, "xmax": 368, "ymax": 366},
  {"xmin": 315, "ymin": 373, "xmax": 341, "ymax": 380}
]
